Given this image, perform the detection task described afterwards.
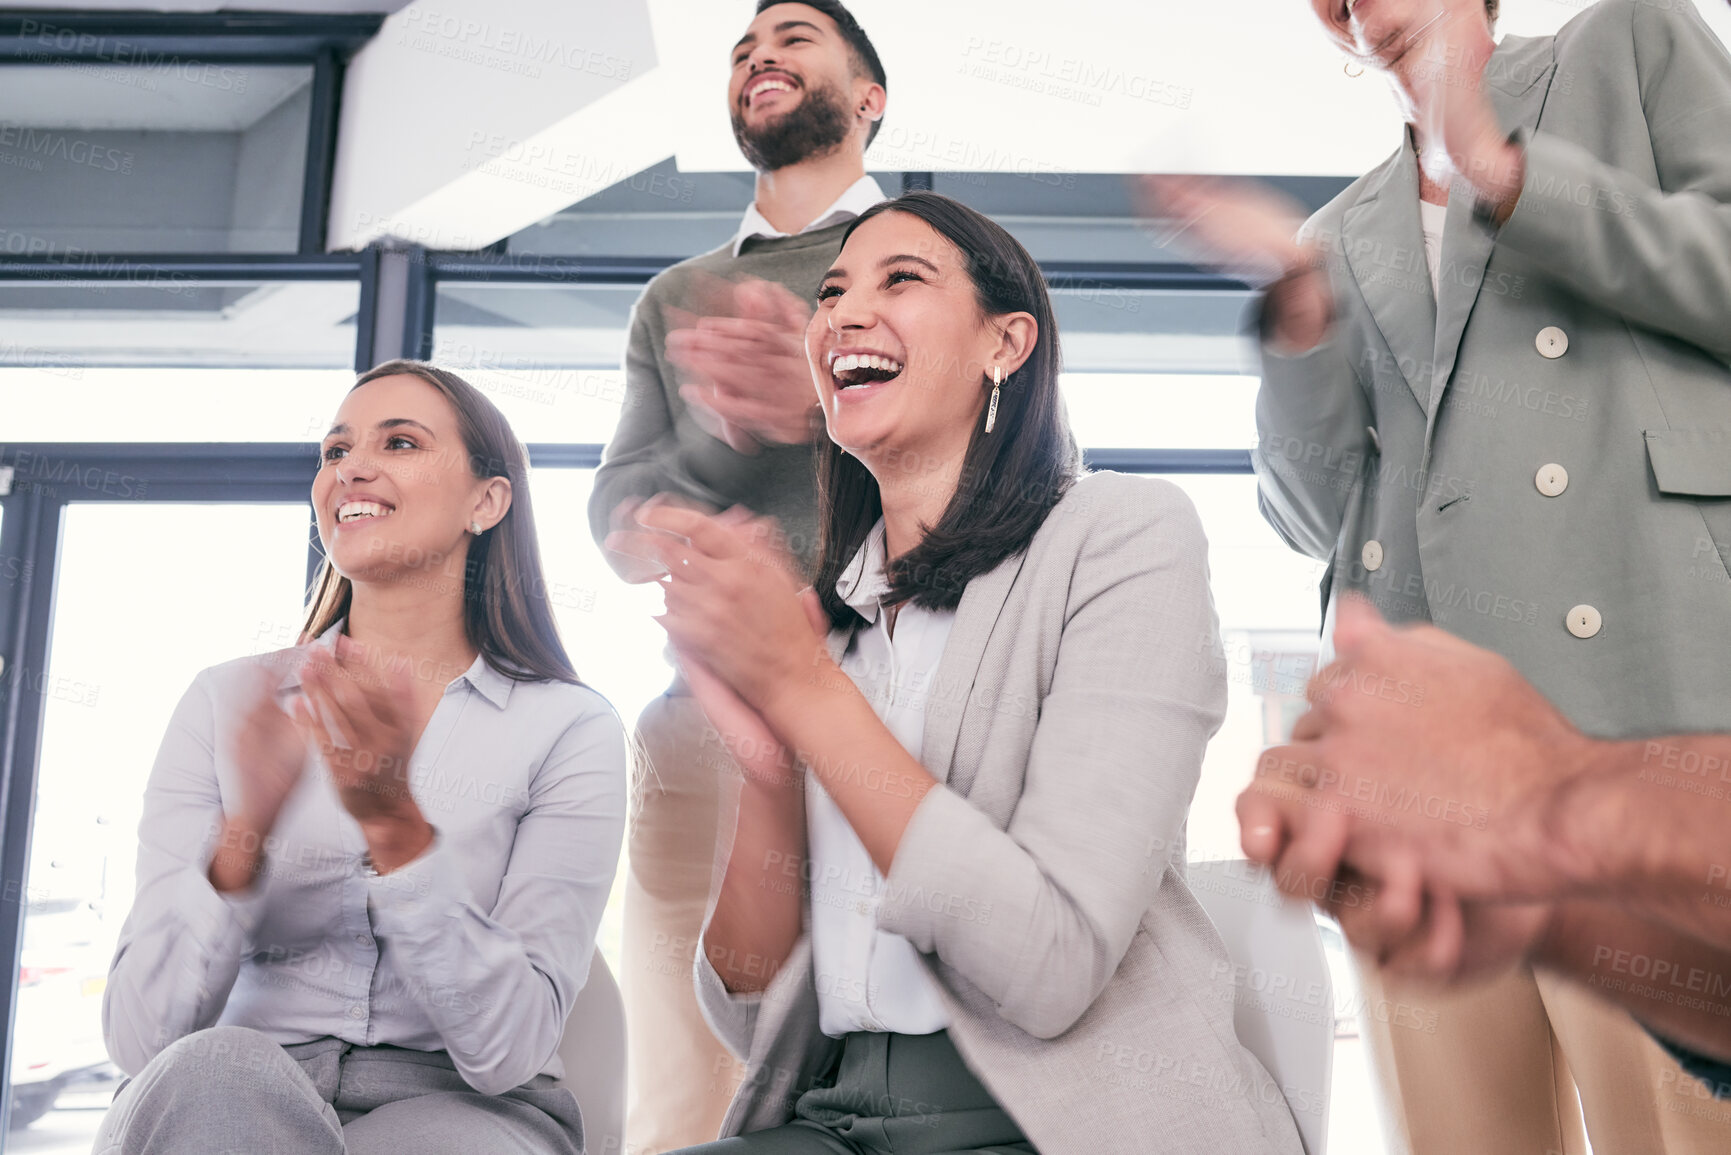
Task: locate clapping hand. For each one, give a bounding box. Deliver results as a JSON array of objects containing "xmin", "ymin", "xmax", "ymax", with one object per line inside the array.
[
  {"xmin": 1136, "ymin": 175, "xmax": 1334, "ymax": 351},
  {"xmin": 609, "ymin": 505, "xmax": 827, "ymax": 789},
  {"xmin": 297, "ymin": 636, "xmax": 434, "ymax": 872},
  {"xmin": 666, "ymin": 277, "xmax": 821, "ymax": 452}
]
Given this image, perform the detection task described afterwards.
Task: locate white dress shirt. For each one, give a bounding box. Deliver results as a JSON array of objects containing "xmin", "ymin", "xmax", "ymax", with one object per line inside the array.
[
  {"xmin": 730, "ymin": 174, "xmax": 888, "ymax": 257},
  {"xmin": 1420, "ymin": 197, "xmax": 1448, "ymax": 301},
  {"xmin": 807, "ymin": 520, "xmax": 953, "ymax": 1037},
  {"xmin": 102, "ymin": 622, "xmax": 627, "ymax": 1096}
]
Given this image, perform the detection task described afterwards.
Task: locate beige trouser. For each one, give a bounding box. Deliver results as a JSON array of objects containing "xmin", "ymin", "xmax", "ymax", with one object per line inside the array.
[
  {"xmin": 1355, "ymin": 957, "xmax": 1731, "ymax": 1154},
  {"xmin": 621, "ymin": 682, "xmax": 745, "ymax": 1155}
]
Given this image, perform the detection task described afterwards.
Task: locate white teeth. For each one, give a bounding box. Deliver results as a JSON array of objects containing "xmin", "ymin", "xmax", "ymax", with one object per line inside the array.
[
  {"xmin": 829, "ymin": 353, "xmax": 904, "ymax": 375},
  {"xmin": 830, "ymin": 353, "xmax": 905, "ymax": 390},
  {"xmin": 751, "ymin": 79, "xmax": 793, "ymax": 100},
  {"xmin": 337, "ymin": 501, "xmax": 391, "ymax": 523}
]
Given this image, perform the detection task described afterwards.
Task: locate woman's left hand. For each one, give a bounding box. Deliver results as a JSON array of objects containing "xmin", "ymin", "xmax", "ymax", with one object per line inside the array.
[
  {"xmin": 297, "ymin": 636, "xmax": 434, "ymax": 870},
  {"xmin": 607, "ymin": 504, "xmax": 823, "ymax": 712},
  {"xmin": 1408, "ymin": 0, "xmax": 1525, "ymax": 211}
]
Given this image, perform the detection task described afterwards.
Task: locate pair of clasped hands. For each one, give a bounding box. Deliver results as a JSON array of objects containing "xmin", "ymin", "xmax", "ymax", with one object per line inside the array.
[
  {"xmin": 609, "ymin": 499, "xmax": 830, "ymax": 793},
  {"xmin": 215, "ymin": 637, "xmax": 435, "ymax": 892},
  {"xmin": 607, "ymin": 275, "xmax": 839, "ymax": 786},
  {"xmin": 1236, "ymin": 596, "xmax": 1586, "ymax": 984}
]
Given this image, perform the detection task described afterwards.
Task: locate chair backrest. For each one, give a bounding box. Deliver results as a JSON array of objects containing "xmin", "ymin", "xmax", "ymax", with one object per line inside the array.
[
  {"xmin": 1186, "ymin": 859, "xmax": 1332, "ymax": 1155},
  {"xmin": 554, "ymin": 948, "xmax": 627, "ymax": 1155}
]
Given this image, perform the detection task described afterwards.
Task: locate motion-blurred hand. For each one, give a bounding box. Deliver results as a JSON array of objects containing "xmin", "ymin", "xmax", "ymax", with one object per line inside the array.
[
  {"xmin": 608, "ymin": 504, "xmax": 817, "ymax": 711},
  {"xmin": 1404, "ymin": 0, "xmax": 1522, "ymax": 204},
  {"xmin": 226, "ymin": 656, "xmax": 314, "ymax": 836},
  {"xmin": 601, "ymin": 493, "xmax": 713, "ymax": 584},
  {"xmin": 1137, "ymin": 175, "xmax": 1334, "ymax": 351},
  {"xmin": 1136, "ymin": 174, "xmax": 1311, "ymax": 285},
  {"xmin": 666, "ymin": 276, "xmax": 821, "ymax": 452},
  {"xmin": 297, "ymin": 637, "xmax": 425, "ymax": 829}
]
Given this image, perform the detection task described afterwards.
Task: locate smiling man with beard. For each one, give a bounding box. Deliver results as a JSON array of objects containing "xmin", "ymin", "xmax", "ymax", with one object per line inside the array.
[{"xmin": 586, "ymin": 4, "xmax": 888, "ymax": 1152}]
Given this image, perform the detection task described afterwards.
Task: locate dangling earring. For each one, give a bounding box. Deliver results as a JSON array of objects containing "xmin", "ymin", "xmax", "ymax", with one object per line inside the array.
[
  {"xmin": 985, "ymin": 366, "xmax": 1002, "ymax": 434},
  {"xmin": 469, "ymin": 521, "xmax": 483, "ymax": 535}
]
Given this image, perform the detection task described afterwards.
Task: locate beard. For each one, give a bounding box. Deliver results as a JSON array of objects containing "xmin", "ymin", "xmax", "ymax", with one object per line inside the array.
[{"xmin": 731, "ymin": 75, "xmax": 854, "ymax": 172}]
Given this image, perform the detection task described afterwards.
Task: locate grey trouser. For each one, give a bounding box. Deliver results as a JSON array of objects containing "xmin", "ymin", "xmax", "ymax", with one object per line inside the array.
[
  {"xmin": 671, "ymin": 1030, "xmax": 1036, "ymax": 1155},
  {"xmin": 92, "ymin": 1026, "xmax": 585, "ymax": 1154}
]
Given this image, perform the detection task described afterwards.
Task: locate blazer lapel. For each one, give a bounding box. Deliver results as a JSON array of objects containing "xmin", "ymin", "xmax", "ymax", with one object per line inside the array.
[
  {"xmin": 919, "ymin": 551, "xmax": 1027, "ymax": 786},
  {"xmin": 1426, "ymin": 37, "xmax": 1556, "ymax": 420},
  {"xmin": 1341, "ymin": 143, "xmax": 1436, "ymax": 412}
]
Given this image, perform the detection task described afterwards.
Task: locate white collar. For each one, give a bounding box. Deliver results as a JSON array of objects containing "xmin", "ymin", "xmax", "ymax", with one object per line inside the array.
[
  {"xmin": 833, "ymin": 518, "xmax": 891, "ymax": 624},
  {"xmin": 731, "ymin": 175, "xmax": 888, "ymax": 258}
]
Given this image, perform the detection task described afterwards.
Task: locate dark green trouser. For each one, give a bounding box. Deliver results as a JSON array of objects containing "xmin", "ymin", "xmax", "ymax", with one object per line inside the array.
[{"xmin": 674, "ymin": 1031, "xmax": 1035, "ymax": 1155}]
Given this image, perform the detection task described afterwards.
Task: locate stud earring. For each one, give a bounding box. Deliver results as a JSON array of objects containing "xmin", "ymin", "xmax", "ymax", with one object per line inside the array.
[
  {"xmin": 985, "ymin": 366, "xmax": 1002, "ymax": 434},
  {"xmin": 470, "ymin": 521, "xmax": 483, "ymax": 535}
]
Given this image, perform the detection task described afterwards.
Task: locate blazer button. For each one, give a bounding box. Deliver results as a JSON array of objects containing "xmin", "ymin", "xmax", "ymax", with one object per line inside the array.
[
  {"xmin": 1536, "ymin": 463, "xmax": 1569, "ymax": 497},
  {"xmin": 1536, "ymin": 326, "xmax": 1569, "ymax": 359},
  {"xmin": 1566, "ymin": 605, "xmax": 1602, "ymax": 639},
  {"xmin": 1361, "ymin": 540, "xmax": 1384, "ymax": 572}
]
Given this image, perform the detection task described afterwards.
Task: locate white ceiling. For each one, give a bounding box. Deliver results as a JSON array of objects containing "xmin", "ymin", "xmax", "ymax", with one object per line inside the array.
[
  {"xmin": 12, "ymin": 1, "xmax": 408, "ymax": 11},
  {"xmin": 658, "ymin": 0, "xmax": 1731, "ymax": 175},
  {"xmin": 11, "ymin": 0, "xmax": 1730, "ymax": 171},
  {"xmin": 0, "ymin": 64, "xmax": 315, "ymax": 131}
]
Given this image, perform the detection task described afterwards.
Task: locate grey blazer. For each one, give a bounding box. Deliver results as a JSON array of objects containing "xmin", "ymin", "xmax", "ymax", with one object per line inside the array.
[
  {"xmin": 1256, "ymin": 0, "xmax": 1731, "ymax": 737},
  {"xmin": 693, "ymin": 472, "xmax": 1305, "ymax": 1155}
]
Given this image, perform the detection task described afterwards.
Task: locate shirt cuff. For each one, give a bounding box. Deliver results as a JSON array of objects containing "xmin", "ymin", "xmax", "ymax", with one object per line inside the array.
[
  {"xmin": 178, "ymin": 866, "xmax": 266, "ymax": 951},
  {"xmin": 1469, "ymin": 129, "xmax": 1530, "ymax": 232},
  {"xmin": 692, "ymin": 934, "xmax": 765, "ymax": 1061},
  {"xmin": 365, "ymin": 832, "xmax": 465, "ymax": 942}
]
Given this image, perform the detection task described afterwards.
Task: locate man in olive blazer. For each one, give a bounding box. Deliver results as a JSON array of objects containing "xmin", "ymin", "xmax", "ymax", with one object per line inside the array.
[{"xmin": 1255, "ymin": 1, "xmax": 1731, "ymax": 1151}]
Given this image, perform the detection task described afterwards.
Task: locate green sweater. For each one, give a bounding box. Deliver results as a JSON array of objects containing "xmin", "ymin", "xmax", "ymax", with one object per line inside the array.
[{"xmin": 588, "ymin": 224, "xmax": 852, "ymax": 571}]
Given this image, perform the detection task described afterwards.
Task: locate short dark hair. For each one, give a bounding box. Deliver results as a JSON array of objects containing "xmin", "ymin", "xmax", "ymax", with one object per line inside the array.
[
  {"xmin": 754, "ymin": 0, "xmax": 887, "ymax": 149},
  {"xmin": 812, "ymin": 193, "xmax": 1080, "ymax": 625}
]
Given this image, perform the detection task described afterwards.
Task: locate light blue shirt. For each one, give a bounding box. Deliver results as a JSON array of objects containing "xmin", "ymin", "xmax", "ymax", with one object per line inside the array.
[{"xmin": 102, "ymin": 624, "xmax": 627, "ymax": 1096}]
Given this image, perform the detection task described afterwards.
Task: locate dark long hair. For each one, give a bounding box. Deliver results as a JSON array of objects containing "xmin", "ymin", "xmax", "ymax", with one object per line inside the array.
[
  {"xmin": 301, "ymin": 359, "xmax": 581, "ymax": 685},
  {"xmin": 813, "ymin": 192, "xmax": 1079, "ymax": 629}
]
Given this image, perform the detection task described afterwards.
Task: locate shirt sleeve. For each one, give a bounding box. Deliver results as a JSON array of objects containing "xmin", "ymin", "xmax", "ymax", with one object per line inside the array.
[
  {"xmin": 102, "ymin": 671, "xmax": 268, "ymax": 1076},
  {"xmin": 364, "ymin": 698, "xmax": 627, "ymax": 1095}
]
